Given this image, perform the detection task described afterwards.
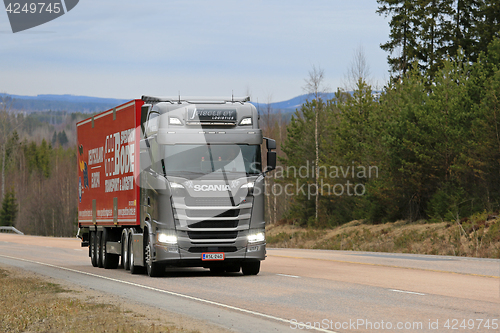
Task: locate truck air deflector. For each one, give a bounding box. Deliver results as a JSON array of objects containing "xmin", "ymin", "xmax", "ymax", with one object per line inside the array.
[
  {"xmin": 157, "ymin": 130, "xmax": 262, "ymax": 145},
  {"xmin": 141, "ymin": 95, "xmax": 250, "ymax": 104}
]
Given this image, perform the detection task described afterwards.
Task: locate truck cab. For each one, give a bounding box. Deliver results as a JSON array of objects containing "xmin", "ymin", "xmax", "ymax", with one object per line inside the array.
[{"xmin": 129, "ymin": 96, "xmax": 275, "ymax": 276}]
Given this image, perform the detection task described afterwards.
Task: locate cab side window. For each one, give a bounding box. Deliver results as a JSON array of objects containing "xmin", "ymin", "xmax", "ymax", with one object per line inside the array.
[{"xmin": 146, "ymin": 112, "xmax": 160, "ymax": 135}]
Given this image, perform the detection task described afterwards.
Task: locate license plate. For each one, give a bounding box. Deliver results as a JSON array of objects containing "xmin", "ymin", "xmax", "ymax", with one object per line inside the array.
[{"xmin": 202, "ymin": 252, "xmax": 225, "ymax": 261}]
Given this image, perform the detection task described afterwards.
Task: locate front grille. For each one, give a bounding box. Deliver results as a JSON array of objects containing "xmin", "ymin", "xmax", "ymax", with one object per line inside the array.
[
  {"xmin": 188, "ymin": 231, "xmax": 238, "ymax": 240},
  {"xmin": 188, "ymin": 246, "xmax": 238, "ymax": 253},
  {"xmin": 189, "ymin": 220, "xmax": 239, "ymax": 229},
  {"xmin": 185, "ymin": 197, "xmax": 235, "ymax": 207},
  {"xmin": 186, "ymin": 209, "xmax": 240, "ymax": 218}
]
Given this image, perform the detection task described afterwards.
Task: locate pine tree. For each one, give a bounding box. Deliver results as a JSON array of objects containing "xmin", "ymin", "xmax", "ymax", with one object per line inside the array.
[
  {"xmin": 448, "ymin": 0, "xmax": 480, "ymax": 61},
  {"xmin": 51, "ymin": 131, "xmax": 57, "ymax": 146},
  {"xmin": 474, "ymin": 0, "xmax": 500, "ymax": 61},
  {"xmin": 58, "ymin": 130, "xmax": 68, "ymax": 146},
  {"xmin": 416, "ymin": 0, "xmax": 454, "ymax": 80},
  {"xmin": 377, "ymin": 0, "xmax": 420, "ymax": 76},
  {"xmin": 0, "ymin": 187, "xmax": 18, "ymax": 226},
  {"xmin": 280, "ymin": 100, "xmax": 320, "ymax": 226}
]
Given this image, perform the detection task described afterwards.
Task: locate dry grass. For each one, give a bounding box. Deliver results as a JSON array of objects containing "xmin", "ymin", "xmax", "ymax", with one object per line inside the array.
[
  {"xmin": 266, "ymin": 215, "xmax": 500, "ymax": 258},
  {"xmin": 0, "ymin": 267, "xmax": 198, "ymax": 333}
]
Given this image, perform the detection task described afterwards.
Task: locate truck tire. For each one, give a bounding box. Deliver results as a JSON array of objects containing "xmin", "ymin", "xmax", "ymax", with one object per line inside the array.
[
  {"xmin": 145, "ymin": 234, "xmax": 164, "ymax": 277},
  {"xmin": 96, "ymin": 231, "xmax": 103, "ymax": 268},
  {"xmin": 242, "ymin": 261, "xmax": 260, "ymax": 275},
  {"xmin": 225, "ymin": 264, "xmax": 241, "ymax": 273},
  {"xmin": 102, "ymin": 228, "xmax": 119, "ymax": 269},
  {"xmin": 90, "ymin": 231, "xmax": 98, "ymax": 267},
  {"xmin": 122, "ymin": 230, "xmax": 130, "ymax": 270}
]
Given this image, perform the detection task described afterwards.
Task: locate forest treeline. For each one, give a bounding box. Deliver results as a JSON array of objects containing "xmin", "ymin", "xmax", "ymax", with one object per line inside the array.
[
  {"xmin": 276, "ymin": 37, "xmax": 500, "ymax": 227},
  {"xmin": 0, "ymin": 110, "xmax": 88, "ymax": 236},
  {"xmin": 263, "ymin": 0, "xmax": 500, "ymax": 227},
  {"xmin": 265, "ymin": 0, "xmax": 500, "ymax": 227}
]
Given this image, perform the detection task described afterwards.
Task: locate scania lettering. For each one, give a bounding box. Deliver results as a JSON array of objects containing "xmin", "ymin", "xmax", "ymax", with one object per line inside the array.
[
  {"xmin": 194, "ymin": 184, "xmax": 233, "ymax": 192},
  {"xmin": 76, "ymin": 96, "xmax": 276, "ymax": 277}
]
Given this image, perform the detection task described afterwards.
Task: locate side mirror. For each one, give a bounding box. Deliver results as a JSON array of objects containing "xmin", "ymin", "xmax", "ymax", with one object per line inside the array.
[
  {"xmin": 266, "ymin": 151, "xmax": 276, "ymax": 172},
  {"xmin": 265, "ymin": 138, "xmax": 276, "ymax": 150},
  {"xmin": 140, "ymin": 105, "xmax": 150, "ymax": 136}
]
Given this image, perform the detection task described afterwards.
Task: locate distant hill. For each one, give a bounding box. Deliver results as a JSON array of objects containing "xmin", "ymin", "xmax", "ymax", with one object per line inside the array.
[
  {"xmin": 0, "ymin": 92, "xmax": 346, "ymax": 114},
  {"xmin": 252, "ymin": 93, "xmax": 337, "ymax": 113},
  {"xmin": 0, "ymin": 93, "xmax": 128, "ymax": 113}
]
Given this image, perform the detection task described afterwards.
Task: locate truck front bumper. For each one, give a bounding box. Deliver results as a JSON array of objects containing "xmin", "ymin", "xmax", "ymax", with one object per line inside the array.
[{"xmin": 153, "ymin": 242, "xmax": 266, "ymax": 266}]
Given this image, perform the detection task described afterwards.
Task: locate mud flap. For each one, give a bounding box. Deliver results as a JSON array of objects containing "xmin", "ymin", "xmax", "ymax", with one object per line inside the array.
[{"xmin": 131, "ymin": 232, "xmax": 144, "ymax": 266}]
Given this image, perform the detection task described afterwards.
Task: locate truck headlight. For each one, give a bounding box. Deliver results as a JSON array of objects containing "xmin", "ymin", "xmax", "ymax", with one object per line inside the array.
[
  {"xmin": 241, "ymin": 182, "xmax": 255, "ymax": 195},
  {"xmin": 239, "ymin": 117, "xmax": 252, "ymax": 125},
  {"xmin": 247, "ymin": 230, "xmax": 265, "ymax": 243},
  {"xmin": 169, "ymin": 117, "xmax": 182, "ymax": 125},
  {"xmin": 157, "ymin": 232, "xmax": 177, "ymax": 244},
  {"xmin": 169, "ymin": 182, "xmax": 186, "ymax": 196}
]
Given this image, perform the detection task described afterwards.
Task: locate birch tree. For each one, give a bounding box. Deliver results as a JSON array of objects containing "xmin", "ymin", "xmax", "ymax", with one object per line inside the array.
[{"xmin": 303, "ymin": 65, "xmax": 329, "ymax": 224}]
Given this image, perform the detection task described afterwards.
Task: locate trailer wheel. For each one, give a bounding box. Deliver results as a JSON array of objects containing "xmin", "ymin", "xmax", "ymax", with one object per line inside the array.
[
  {"xmin": 96, "ymin": 231, "xmax": 103, "ymax": 268},
  {"xmin": 90, "ymin": 231, "xmax": 98, "ymax": 267},
  {"xmin": 122, "ymin": 230, "xmax": 130, "ymax": 270},
  {"xmin": 102, "ymin": 228, "xmax": 119, "ymax": 269},
  {"xmin": 145, "ymin": 235, "xmax": 164, "ymax": 277},
  {"xmin": 242, "ymin": 261, "xmax": 260, "ymax": 276}
]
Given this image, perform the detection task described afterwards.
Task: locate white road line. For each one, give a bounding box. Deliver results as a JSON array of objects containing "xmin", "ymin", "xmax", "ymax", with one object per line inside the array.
[
  {"xmin": 276, "ymin": 273, "xmax": 300, "ymax": 278},
  {"xmin": 0, "ymin": 254, "xmax": 337, "ymax": 333},
  {"xmin": 392, "ymin": 289, "xmax": 426, "ymax": 296}
]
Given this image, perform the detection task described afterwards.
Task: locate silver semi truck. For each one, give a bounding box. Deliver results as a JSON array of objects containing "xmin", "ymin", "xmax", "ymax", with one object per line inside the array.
[{"xmin": 77, "ymin": 96, "xmax": 276, "ymax": 277}]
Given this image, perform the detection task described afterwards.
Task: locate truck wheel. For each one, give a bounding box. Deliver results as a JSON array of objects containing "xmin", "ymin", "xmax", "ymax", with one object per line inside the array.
[
  {"xmin": 96, "ymin": 231, "xmax": 103, "ymax": 268},
  {"xmin": 242, "ymin": 261, "xmax": 260, "ymax": 275},
  {"xmin": 122, "ymin": 231, "xmax": 130, "ymax": 270},
  {"xmin": 102, "ymin": 228, "xmax": 119, "ymax": 269},
  {"xmin": 145, "ymin": 235, "xmax": 164, "ymax": 277},
  {"xmin": 90, "ymin": 231, "xmax": 98, "ymax": 267}
]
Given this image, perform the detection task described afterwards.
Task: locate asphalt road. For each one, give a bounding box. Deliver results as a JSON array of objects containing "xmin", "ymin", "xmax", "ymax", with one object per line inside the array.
[{"xmin": 0, "ymin": 234, "xmax": 498, "ymax": 333}]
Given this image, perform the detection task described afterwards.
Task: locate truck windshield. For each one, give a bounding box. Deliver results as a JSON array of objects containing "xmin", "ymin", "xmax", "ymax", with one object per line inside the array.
[{"xmin": 163, "ymin": 144, "xmax": 261, "ymax": 176}]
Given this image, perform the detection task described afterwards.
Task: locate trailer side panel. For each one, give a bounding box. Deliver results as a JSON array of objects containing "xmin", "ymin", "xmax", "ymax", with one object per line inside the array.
[{"xmin": 77, "ymin": 100, "xmax": 143, "ymax": 228}]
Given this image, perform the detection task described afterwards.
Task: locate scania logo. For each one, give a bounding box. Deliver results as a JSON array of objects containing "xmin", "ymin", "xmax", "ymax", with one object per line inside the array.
[{"xmin": 193, "ymin": 184, "xmax": 231, "ymax": 192}]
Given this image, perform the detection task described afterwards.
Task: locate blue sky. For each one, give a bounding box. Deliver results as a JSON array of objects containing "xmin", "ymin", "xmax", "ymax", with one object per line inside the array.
[{"xmin": 0, "ymin": 0, "xmax": 390, "ymax": 103}]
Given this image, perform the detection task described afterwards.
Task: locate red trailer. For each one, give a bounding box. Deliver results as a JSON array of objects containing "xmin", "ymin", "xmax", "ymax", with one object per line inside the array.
[{"xmin": 77, "ymin": 100, "xmax": 143, "ymax": 268}]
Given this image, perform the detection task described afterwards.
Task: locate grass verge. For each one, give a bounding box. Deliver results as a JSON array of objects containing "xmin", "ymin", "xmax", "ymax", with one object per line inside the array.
[
  {"xmin": 0, "ymin": 267, "xmax": 198, "ymax": 333},
  {"xmin": 266, "ymin": 213, "xmax": 500, "ymax": 258}
]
